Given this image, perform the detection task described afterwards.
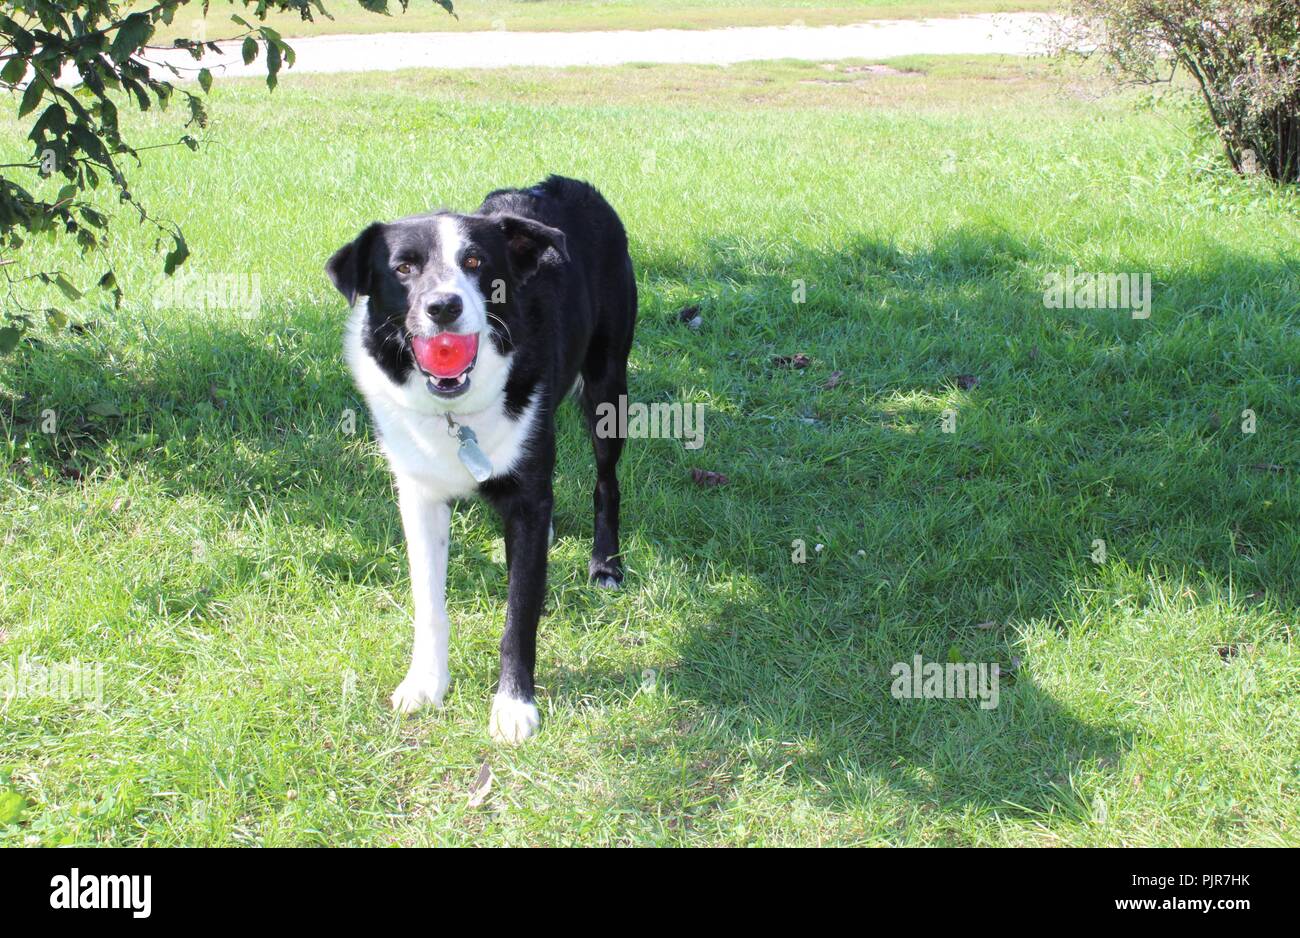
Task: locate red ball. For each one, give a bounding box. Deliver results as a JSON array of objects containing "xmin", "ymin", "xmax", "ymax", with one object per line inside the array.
[{"xmin": 412, "ymin": 332, "xmax": 479, "ymax": 378}]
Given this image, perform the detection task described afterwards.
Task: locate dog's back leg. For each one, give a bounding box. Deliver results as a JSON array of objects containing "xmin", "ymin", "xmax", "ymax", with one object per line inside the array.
[
  {"xmin": 579, "ymin": 345, "xmax": 627, "ymax": 588},
  {"xmin": 580, "ymin": 277, "xmax": 635, "ymax": 588}
]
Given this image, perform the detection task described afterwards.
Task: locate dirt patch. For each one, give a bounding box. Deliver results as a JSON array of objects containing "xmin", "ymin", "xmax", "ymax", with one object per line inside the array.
[
  {"xmin": 803, "ymin": 62, "xmax": 922, "ymax": 84},
  {"xmin": 841, "ymin": 64, "xmax": 918, "ymax": 76}
]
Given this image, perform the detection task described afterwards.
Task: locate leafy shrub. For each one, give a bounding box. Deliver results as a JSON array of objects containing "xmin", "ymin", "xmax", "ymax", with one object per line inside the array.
[{"xmin": 1068, "ymin": 0, "xmax": 1300, "ymax": 183}]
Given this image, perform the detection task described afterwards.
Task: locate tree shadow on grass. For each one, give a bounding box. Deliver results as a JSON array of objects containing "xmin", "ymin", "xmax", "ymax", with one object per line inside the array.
[
  {"xmin": 543, "ymin": 225, "xmax": 1296, "ymax": 833},
  {"xmin": 3, "ymin": 223, "xmax": 1296, "ymax": 838}
]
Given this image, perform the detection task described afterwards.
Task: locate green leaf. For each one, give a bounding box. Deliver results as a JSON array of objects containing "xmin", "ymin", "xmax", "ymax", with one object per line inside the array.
[
  {"xmin": 1, "ymin": 54, "xmax": 26, "ymax": 85},
  {"xmin": 18, "ymin": 76, "xmax": 43, "ymax": 117},
  {"xmin": 163, "ymin": 233, "xmax": 189, "ymax": 275},
  {"xmin": 0, "ymin": 327, "xmax": 21, "ymax": 355},
  {"xmin": 53, "ymin": 273, "xmax": 82, "ymax": 301},
  {"xmin": 0, "ymin": 791, "xmax": 26, "ymax": 827},
  {"xmin": 241, "ymin": 36, "xmax": 257, "ymax": 66},
  {"xmin": 265, "ymin": 41, "xmax": 281, "ymax": 91},
  {"xmin": 109, "ymin": 13, "xmax": 154, "ymax": 64},
  {"xmin": 947, "ymin": 644, "xmax": 963, "ymax": 664},
  {"xmin": 198, "ymin": 68, "xmax": 213, "ymax": 93},
  {"xmin": 32, "ymin": 102, "xmax": 68, "ymax": 139},
  {"xmin": 88, "ymin": 401, "xmax": 123, "ymax": 418}
]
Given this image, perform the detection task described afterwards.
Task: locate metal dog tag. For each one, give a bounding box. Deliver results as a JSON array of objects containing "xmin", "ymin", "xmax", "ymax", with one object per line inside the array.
[{"xmin": 455, "ymin": 425, "xmax": 493, "ymax": 482}]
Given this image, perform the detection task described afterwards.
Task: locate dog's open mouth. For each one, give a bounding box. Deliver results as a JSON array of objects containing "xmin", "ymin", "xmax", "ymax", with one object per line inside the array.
[{"xmin": 411, "ymin": 332, "xmax": 479, "ymax": 397}]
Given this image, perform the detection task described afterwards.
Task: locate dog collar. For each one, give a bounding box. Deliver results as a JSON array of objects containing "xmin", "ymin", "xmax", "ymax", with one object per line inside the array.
[{"xmin": 445, "ymin": 413, "xmax": 493, "ymax": 482}]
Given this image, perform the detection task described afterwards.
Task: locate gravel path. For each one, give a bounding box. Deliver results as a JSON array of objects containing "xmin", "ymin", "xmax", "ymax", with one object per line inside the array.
[{"xmin": 148, "ymin": 13, "xmax": 1058, "ymax": 78}]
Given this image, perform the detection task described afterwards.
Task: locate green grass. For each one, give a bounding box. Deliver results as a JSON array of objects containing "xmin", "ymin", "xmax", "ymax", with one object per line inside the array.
[
  {"xmin": 146, "ymin": 0, "xmax": 1058, "ymax": 39},
  {"xmin": 2, "ymin": 55, "xmax": 1298, "ymax": 846}
]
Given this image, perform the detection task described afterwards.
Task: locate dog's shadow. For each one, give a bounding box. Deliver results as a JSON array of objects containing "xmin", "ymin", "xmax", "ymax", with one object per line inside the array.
[{"xmin": 5, "ymin": 223, "xmax": 1295, "ymax": 835}]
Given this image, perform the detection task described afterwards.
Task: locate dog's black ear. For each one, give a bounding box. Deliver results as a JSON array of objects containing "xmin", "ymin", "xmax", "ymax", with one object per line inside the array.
[
  {"xmin": 326, "ymin": 223, "xmax": 383, "ymax": 305},
  {"xmin": 496, "ymin": 214, "xmax": 568, "ymax": 283}
]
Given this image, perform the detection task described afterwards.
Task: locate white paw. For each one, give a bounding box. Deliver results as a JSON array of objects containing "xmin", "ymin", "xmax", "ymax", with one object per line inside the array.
[
  {"xmin": 390, "ymin": 667, "xmax": 450, "ymax": 714},
  {"xmin": 489, "ymin": 694, "xmax": 540, "ymax": 743}
]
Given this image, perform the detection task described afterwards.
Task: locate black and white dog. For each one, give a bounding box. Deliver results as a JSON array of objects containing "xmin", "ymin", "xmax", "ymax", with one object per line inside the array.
[{"xmin": 326, "ymin": 176, "xmax": 636, "ymax": 742}]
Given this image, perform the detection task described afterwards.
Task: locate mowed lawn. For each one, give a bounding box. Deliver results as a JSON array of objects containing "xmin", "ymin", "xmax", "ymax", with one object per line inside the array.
[
  {"xmin": 147, "ymin": 0, "xmax": 1058, "ymax": 39},
  {"xmin": 1, "ymin": 56, "xmax": 1298, "ymax": 846}
]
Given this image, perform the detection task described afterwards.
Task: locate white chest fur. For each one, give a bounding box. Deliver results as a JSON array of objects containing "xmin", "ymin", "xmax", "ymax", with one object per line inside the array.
[{"xmin": 344, "ymin": 300, "xmax": 541, "ymax": 500}]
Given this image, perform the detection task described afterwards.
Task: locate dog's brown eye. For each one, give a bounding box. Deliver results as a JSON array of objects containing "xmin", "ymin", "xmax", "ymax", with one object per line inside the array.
[
  {"xmin": 463, "ymin": 255, "xmax": 482, "ymax": 270},
  {"xmin": 395, "ymin": 262, "xmax": 412, "ymax": 275}
]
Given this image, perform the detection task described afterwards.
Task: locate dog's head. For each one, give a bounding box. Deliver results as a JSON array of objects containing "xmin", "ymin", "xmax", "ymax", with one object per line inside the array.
[{"xmin": 327, "ymin": 211, "xmax": 567, "ymax": 402}]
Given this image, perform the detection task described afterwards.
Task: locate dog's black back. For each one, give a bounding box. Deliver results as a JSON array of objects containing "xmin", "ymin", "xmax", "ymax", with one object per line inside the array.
[
  {"xmin": 477, "ymin": 175, "xmax": 637, "ymax": 420},
  {"xmin": 476, "ymin": 176, "xmax": 636, "ymax": 597}
]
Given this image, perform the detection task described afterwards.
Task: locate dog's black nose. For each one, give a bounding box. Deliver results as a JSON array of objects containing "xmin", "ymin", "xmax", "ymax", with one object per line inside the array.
[{"xmin": 425, "ymin": 293, "xmax": 463, "ymax": 326}]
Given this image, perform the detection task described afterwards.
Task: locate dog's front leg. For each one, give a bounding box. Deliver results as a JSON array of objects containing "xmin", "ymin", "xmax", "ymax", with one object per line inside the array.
[
  {"xmin": 486, "ymin": 483, "xmax": 552, "ymax": 743},
  {"xmin": 390, "ymin": 476, "xmax": 452, "ymax": 713}
]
